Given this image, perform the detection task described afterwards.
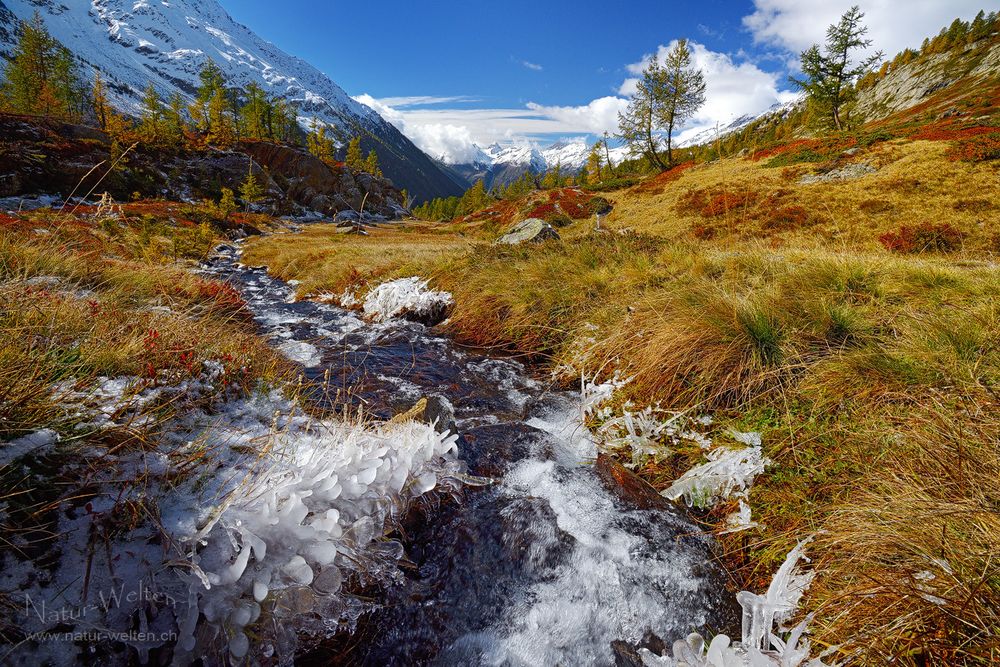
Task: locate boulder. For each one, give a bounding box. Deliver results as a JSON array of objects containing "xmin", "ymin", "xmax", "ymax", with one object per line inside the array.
[
  {"xmin": 495, "ymin": 218, "xmax": 560, "ymax": 245},
  {"xmin": 799, "ymin": 161, "xmax": 876, "ymax": 185}
]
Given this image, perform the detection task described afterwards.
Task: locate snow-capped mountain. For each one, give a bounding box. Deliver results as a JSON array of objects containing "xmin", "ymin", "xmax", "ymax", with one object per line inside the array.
[
  {"xmin": 678, "ymin": 98, "xmax": 803, "ymax": 148},
  {"xmin": 441, "ymin": 138, "xmax": 632, "ymax": 191},
  {"xmin": 0, "ymin": 0, "xmax": 464, "ymax": 201}
]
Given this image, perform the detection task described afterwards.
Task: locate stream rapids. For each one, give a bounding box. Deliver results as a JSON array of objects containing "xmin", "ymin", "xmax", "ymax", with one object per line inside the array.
[{"xmin": 202, "ymin": 243, "xmax": 737, "ymax": 666}]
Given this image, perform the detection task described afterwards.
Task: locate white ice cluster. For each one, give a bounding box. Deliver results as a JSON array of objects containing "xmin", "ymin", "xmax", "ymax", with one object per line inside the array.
[
  {"xmin": 580, "ymin": 371, "xmax": 630, "ymax": 416},
  {"xmin": 362, "ymin": 277, "xmax": 453, "ymax": 323},
  {"xmin": 662, "ymin": 439, "xmax": 770, "ymax": 510},
  {"xmin": 51, "ymin": 361, "xmax": 228, "ymax": 431},
  {"xmin": 3, "ymin": 371, "xmax": 468, "ymax": 665},
  {"xmin": 639, "ymin": 540, "xmax": 824, "ymax": 667},
  {"xmin": 174, "ymin": 413, "xmax": 463, "ymax": 661}
]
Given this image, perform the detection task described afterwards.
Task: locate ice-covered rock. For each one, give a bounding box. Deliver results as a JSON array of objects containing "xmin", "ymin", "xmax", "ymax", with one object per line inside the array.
[{"xmin": 362, "ymin": 277, "xmax": 453, "ymax": 325}]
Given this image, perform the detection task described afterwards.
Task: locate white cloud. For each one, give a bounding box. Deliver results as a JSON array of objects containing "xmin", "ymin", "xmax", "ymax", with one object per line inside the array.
[
  {"xmin": 354, "ymin": 95, "xmax": 628, "ymax": 163},
  {"xmin": 377, "ymin": 95, "xmax": 480, "ymax": 107},
  {"xmin": 520, "ymin": 60, "xmax": 544, "ymax": 71},
  {"xmin": 744, "ymin": 0, "xmax": 987, "ymax": 63},
  {"xmin": 525, "ymin": 97, "xmax": 629, "ymax": 135}
]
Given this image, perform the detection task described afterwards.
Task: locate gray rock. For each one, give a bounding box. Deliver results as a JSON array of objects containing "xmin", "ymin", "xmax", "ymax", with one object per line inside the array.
[
  {"xmin": 335, "ymin": 210, "xmax": 359, "ymax": 222},
  {"xmin": 495, "ymin": 218, "xmax": 560, "ymax": 245},
  {"xmin": 800, "ymin": 162, "xmax": 876, "ymax": 185}
]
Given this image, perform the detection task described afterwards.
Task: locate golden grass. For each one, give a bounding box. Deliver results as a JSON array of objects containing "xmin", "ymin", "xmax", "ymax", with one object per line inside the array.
[
  {"xmin": 608, "ymin": 140, "xmax": 999, "ymax": 254},
  {"xmin": 242, "ymin": 222, "xmax": 475, "ymax": 297},
  {"xmin": 0, "ymin": 209, "xmax": 288, "ymax": 440}
]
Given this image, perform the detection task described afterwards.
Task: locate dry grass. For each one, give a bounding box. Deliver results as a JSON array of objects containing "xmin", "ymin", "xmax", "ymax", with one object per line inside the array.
[
  {"xmin": 0, "ymin": 206, "xmax": 287, "ymax": 440},
  {"xmin": 242, "ymin": 222, "xmax": 474, "ymax": 297},
  {"xmin": 608, "ymin": 140, "xmax": 999, "ymax": 254}
]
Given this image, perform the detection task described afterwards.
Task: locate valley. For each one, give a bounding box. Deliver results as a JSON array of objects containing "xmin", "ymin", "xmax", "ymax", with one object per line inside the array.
[{"xmin": 0, "ymin": 2, "xmax": 998, "ymax": 666}]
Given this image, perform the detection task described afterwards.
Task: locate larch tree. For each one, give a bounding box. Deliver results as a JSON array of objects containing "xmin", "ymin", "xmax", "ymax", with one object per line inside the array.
[
  {"xmin": 344, "ymin": 136, "xmax": 363, "ymax": 170},
  {"xmin": 1, "ymin": 12, "xmax": 85, "ymax": 119},
  {"xmin": 586, "ymin": 142, "xmax": 603, "ymax": 183},
  {"xmin": 363, "ymin": 149, "xmax": 382, "ymax": 177},
  {"xmin": 657, "ymin": 39, "xmax": 705, "ymax": 165},
  {"xmin": 163, "ymin": 93, "xmax": 187, "ymax": 148},
  {"xmin": 139, "ymin": 82, "xmax": 164, "ymax": 146},
  {"xmin": 306, "ymin": 118, "xmax": 335, "ymax": 160},
  {"xmin": 92, "ymin": 71, "xmax": 110, "ymax": 130},
  {"xmin": 617, "ymin": 58, "xmax": 662, "ymax": 169},
  {"xmin": 790, "ymin": 6, "xmax": 883, "ymax": 131},
  {"xmin": 618, "ymin": 39, "xmax": 705, "ymax": 169}
]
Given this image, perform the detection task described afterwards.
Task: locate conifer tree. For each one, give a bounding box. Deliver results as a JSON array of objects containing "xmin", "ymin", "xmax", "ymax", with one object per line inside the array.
[
  {"xmin": 586, "ymin": 142, "xmax": 603, "ymax": 183},
  {"xmin": 345, "ymin": 136, "xmax": 363, "ymax": 170},
  {"xmin": 1, "ymin": 12, "xmax": 85, "ymax": 119},
  {"xmin": 206, "ymin": 88, "xmax": 234, "ymax": 146},
  {"xmin": 163, "ymin": 93, "xmax": 186, "ymax": 148},
  {"xmin": 241, "ymin": 82, "xmax": 267, "ymax": 140},
  {"xmin": 217, "ymin": 187, "xmax": 237, "ymax": 220},
  {"xmin": 617, "ymin": 40, "xmax": 704, "ymax": 169},
  {"xmin": 791, "ymin": 6, "xmax": 882, "ymax": 131},
  {"xmin": 92, "ymin": 71, "xmax": 110, "ymax": 130},
  {"xmin": 239, "ymin": 165, "xmax": 263, "ymax": 210},
  {"xmin": 306, "ymin": 118, "xmax": 336, "ymax": 160},
  {"xmin": 139, "ymin": 82, "xmax": 163, "ymax": 146},
  {"xmin": 657, "ymin": 40, "xmax": 706, "ymax": 165},
  {"xmin": 363, "ymin": 149, "xmax": 382, "ymax": 177}
]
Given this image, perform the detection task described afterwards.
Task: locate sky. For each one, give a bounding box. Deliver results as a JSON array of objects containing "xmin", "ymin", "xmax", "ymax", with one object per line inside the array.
[{"xmin": 219, "ymin": 0, "xmax": 988, "ymax": 163}]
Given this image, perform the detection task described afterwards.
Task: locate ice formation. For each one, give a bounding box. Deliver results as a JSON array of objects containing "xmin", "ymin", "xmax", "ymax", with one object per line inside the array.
[
  {"xmin": 638, "ymin": 540, "xmax": 823, "ymax": 667},
  {"xmin": 362, "ymin": 277, "xmax": 453, "ymax": 322},
  {"xmin": 173, "ymin": 404, "xmax": 465, "ymax": 661},
  {"xmin": 3, "ymin": 369, "xmax": 469, "ymax": 664},
  {"xmin": 662, "ymin": 441, "xmax": 770, "ymax": 509},
  {"xmin": 580, "ymin": 371, "xmax": 630, "ymax": 416}
]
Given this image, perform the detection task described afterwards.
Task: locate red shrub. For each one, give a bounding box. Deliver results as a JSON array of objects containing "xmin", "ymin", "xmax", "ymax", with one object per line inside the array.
[
  {"xmin": 879, "ymin": 222, "xmax": 965, "ymax": 253},
  {"xmin": 701, "ymin": 191, "xmax": 758, "ymax": 217},
  {"xmin": 761, "ymin": 205, "xmax": 812, "ymax": 231},
  {"xmin": 947, "ymin": 132, "xmax": 1000, "ymax": 162}
]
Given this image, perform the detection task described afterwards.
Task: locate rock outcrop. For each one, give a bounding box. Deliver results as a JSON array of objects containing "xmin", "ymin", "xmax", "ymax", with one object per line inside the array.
[{"xmin": 495, "ymin": 218, "xmax": 560, "ymax": 245}]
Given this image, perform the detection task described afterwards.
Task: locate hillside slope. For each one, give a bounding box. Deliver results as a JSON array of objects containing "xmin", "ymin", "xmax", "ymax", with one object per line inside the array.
[{"xmin": 0, "ymin": 0, "xmax": 463, "ymax": 201}]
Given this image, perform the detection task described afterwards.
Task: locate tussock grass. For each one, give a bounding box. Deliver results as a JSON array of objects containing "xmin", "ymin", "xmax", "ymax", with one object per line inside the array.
[{"xmin": 0, "ymin": 208, "xmax": 287, "ymax": 440}]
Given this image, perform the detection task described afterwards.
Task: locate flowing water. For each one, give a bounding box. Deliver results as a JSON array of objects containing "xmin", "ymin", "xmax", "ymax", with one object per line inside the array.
[{"xmin": 202, "ymin": 244, "xmax": 737, "ymax": 666}]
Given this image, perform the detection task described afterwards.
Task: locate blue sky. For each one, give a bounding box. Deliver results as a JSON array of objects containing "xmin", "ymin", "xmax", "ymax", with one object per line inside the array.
[{"xmin": 219, "ymin": 0, "xmax": 986, "ymax": 161}]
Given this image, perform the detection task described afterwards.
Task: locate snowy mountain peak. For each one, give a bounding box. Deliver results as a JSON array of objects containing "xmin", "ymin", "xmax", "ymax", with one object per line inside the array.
[{"xmin": 0, "ymin": 0, "xmax": 463, "ymax": 200}]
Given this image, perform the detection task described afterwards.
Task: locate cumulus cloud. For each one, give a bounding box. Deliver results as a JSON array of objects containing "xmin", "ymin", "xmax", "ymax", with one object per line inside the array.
[
  {"xmin": 619, "ymin": 40, "xmax": 798, "ymax": 143},
  {"xmin": 353, "ymin": 94, "xmax": 489, "ymax": 164},
  {"xmin": 354, "ymin": 95, "xmax": 628, "ymax": 163},
  {"xmin": 744, "ymin": 0, "xmax": 986, "ymax": 64},
  {"xmin": 524, "ymin": 97, "xmax": 629, "ymax": 135}
]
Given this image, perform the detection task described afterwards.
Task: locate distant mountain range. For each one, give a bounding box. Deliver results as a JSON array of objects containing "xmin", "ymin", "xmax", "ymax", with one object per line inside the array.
[
  {"xmin": 0, "ymin": 0, "xmax": 464, "ymax": 202},
  {"xmin": 437, "ymin": 138, "xmax": 632, "ymax": 191}
]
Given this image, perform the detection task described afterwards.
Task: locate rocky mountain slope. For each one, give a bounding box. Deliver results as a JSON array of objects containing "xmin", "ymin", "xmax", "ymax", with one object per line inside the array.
[
  {"xmin": 0, "ymin": 0, "xmax": 463, "ymax": 202},
  {"xmin": 0, "ymin": 114, "xmax": 407, "ymax": 219},
  {"xmin": 854, "ymin": 33, "xmax": 1000, "ymax": 122}
]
